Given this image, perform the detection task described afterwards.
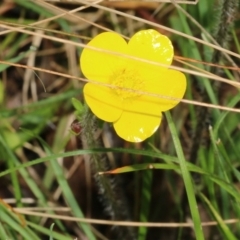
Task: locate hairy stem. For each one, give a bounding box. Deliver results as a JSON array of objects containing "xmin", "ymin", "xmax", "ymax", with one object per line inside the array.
[{"xmin": 81, "ymin": 106, "xmax": 136, "ymax": 240}]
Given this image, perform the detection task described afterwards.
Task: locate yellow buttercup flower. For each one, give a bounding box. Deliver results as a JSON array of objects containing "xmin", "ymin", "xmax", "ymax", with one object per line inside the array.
[{"xmin": 80, "ymin": 29, "xmax": 186, "ymax": 142}]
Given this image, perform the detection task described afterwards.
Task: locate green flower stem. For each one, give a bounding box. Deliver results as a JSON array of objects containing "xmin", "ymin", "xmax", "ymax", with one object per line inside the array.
[{"xmin": 165, "ymin": 111, "xmax": 204, "ymax": 240}]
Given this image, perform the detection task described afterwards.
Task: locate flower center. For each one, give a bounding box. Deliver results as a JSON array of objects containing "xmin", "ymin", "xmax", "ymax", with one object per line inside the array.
[{"xmin": 110, "ymin": 68, "xmax": 144, "ymax": 100}]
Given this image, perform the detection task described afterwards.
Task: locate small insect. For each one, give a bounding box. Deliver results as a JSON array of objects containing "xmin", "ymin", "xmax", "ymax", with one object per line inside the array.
[{"xmin": 70, "ymin": 119, "xmax": 82, "ymax": 135}]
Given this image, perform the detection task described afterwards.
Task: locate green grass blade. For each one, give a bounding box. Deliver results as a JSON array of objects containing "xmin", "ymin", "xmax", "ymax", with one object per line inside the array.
[
  {"xmin": 165, "ymin": 111, "xmax": 204, "ymax": 240},
  {"xmin": 200, "ymin": 193, "xmax": 237, "ymax": 240},
  {"xmin": 38, "ymin": 140, "xmax": 96, "ymax": 240},
  {"xmin": 137, "ymin": 168, "xmax": 152, "ymax": 240},
  {"xmin": 27, "ymin": 221, "xmax": 73, "ymax": 240},
  {"xmin": 0, "ymin": 203, "xmax": 40, "ymax": 240},
  {"xmin": 0, "ymin": 221, "xmax": 9, "ymax": 239}
]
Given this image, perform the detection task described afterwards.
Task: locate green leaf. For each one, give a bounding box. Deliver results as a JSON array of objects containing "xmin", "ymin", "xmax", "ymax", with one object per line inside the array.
[
  {"xmin": 71, "ymin": 98, "xmax": 84, "ymax": 113},
  {"xmin": 49, "ymin": 223, "xmax": 55, "ymax": 240}
]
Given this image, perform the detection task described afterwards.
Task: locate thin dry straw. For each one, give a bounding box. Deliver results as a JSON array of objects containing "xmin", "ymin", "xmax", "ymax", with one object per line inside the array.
[
  {"xmin": 1, "ymin": 10, "xmax": 239, "ymax": 112},
  {"xmin": 33, "ymin": 1, "xmax": 240, "ymax": 75},
  {"xmin": 75, "ymin": 0, "xmax": 240, "ymax": 60},
  {"xmin": 170, "ymin": 0, "xmax": 237, "ymax": 67},
  {"xmin": 174, "ymin": 57, "xmax": 239, "ymax": 89},
  {"xmin": 1, "ymin": 23, "xmax": 238, "ymax": 88},
  {"xmin": 2, "ymin": 0, "xmax": 240, "ymax": 60},
  {"xmin": 0, "ymin": 0, "xmax": 118, "ymax": 38},
  {"xmin": 0, "ymin": 3, "xmax": 238, "ymax": 80},
  {"xmin": 0, "ymin": 0, "xmax": 240, "ymax": 62},
  {"xmin": 1, "ymin": 22, "xmax": 239, "ymax": 85},
  {"xmin": 14, "ymin": 208, "xmax": 240, "ymax": 228},
  {"xmin": 1, "ymin": 59, "xmax": 240, "ymax": 114},
  {"xmin": 175, "ymin": 56, "xmax": 240, "ymax": 71},
  {"xmin": 0, "ymin": 0, "xmax": 107, "ymax": 35}
]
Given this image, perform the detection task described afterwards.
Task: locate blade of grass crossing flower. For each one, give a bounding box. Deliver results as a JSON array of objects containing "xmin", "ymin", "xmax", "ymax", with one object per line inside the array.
[
  {"xmin": 199, "ymin": 193, "xmax": 238, "ymax": 240},
  {"xmin": 165, "ymin": 111, "xmax": 204, "ymax": 240}
]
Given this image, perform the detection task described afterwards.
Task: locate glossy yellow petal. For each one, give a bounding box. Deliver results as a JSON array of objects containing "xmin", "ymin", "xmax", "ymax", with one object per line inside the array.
[
  {"xmin": 122, "ymin": 97, "xmax": 161, "ymax": 117},
  {"xmin": 113, "ymin": 111, "xmax": 162, "ymax": 142},
  {"xmin": 127, "ymin": 29, "xmax": 173, "ymax": 78},
  {"xmin": 84, "ymin": 83, "xmax": 123, "ymax": 122},
  {"xmin": 145, "ymin": 69, "xmax": 186, "ymax": 111},
  {"xmin": 80, "ymin": 32, "xmax": 128, "ymax": 83},
  {"xmin": 122, "ymin": 69, "xmax": 186, "ymax": 115}
]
